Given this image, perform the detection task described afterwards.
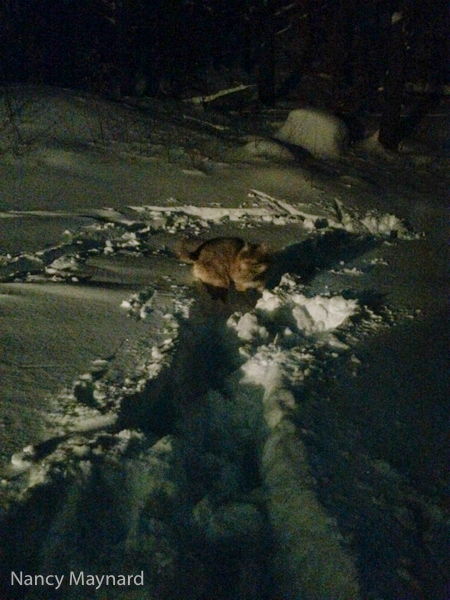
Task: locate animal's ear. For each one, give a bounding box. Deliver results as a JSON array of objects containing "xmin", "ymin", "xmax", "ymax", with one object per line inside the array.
[
  {"xmin": 239, "ymin": 243, "xmax": 253, "ymax": 256},
  {"xmin": 240, "ymin": 242, "xmax": 271, "ymax": 258},
  {"xmin": 256, "ymin": 242, "xmax": 271, "ymax": 255}
]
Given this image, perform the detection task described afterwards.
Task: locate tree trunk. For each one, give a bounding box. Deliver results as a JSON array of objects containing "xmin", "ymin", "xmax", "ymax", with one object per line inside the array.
[
  {"xmin": 257, "ymin": 1, "xmax": 276, "ymax": 106},
  {"xmin": 333, "ymin": 0, "xmax": 355, "ymax": 88},
  {"xmin": 378, "ymin": 9, "xmax": 407, "ymax": 151}
]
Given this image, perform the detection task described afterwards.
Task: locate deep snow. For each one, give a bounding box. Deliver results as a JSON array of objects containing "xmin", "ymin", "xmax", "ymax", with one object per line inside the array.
[{"xmin": 0, "ymin": 86, "xmax": 449, "ymax": 600}]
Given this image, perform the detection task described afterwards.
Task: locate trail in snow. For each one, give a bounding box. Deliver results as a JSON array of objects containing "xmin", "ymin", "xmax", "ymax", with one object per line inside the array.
[
  {"xmin": 1, "ymin": 272, "xmax": 365, "ymax": 599},
  {"xmin": 1, "ymin": 195, "xmax": 447, "ymax": 600}
]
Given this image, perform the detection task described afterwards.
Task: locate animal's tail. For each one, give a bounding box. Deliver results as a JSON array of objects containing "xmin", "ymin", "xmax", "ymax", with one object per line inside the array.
[{"xmin": 175, "ymin": 237, "xmax": 203, "ymax": 263}]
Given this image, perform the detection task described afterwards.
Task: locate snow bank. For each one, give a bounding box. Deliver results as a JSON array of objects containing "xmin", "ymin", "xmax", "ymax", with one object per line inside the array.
[
  {"xmin": 275, "ymin": 108, "xmax": 348, "ymax": 159},
  {"xmin": 227, "ymin": 275, "xmax": 362, "ymax": 599},
  {"xmin": 260, "ymin": 366, "xmax": 361, "ymax": 600},
  {"xmin": 225, "ymin": 272, "xmax": 401, "ymax": 599}
]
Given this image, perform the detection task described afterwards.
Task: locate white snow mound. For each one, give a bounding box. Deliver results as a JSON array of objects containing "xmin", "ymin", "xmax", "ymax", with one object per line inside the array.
[
  {"xmin": 236, "ymin": 138, "xmax": 296, "ymax": 162},
  {"xmin": 275, "ymin": 108, "xmax": 348, "ymax": 159},
  {"xmin": 256, "ymin": 277, "xmax": 358, "ymax": 335}
]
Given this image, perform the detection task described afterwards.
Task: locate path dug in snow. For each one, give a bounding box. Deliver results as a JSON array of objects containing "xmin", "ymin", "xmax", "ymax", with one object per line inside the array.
[
  {"xmin": 0, "ymin": 277, "xmax": 361, "ymax": 600},
  {"xmin": 2, "ymin": 195, "xmax": 442, "ymax": 600}
]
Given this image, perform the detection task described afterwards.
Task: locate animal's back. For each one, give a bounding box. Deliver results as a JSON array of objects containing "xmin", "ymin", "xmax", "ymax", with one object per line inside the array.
[
  {"xmin": 185, "ymin": 238, "xmax": 245, "ymax": 289},
  {"xmin": 176, "ymin": 237, "xmax": 244, "ymax": 259},
  {"xmin": 176, "ymin": 236, "xmax": 270, "ymax": 293}
]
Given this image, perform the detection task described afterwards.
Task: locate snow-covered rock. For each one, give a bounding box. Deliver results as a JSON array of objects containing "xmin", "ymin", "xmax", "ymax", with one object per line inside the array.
[{"xmin": 275, "ymin": 108, "xmax": 348, "ymax": 159}]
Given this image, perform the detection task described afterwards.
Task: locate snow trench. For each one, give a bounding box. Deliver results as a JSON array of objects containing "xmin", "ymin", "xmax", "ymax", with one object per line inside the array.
[
  {"xmin": 0, "ymin": 198, "xmax": 426, "ymax": 599},
  {"xmin": 0, "ymin": 271, "xmax": 368, "ymax": 600}
]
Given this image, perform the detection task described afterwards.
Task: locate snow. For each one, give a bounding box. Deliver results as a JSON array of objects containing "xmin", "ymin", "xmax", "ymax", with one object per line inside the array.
[
  {"xmin": 391, "ymin": 11, "xmax": 404, "ymax": 25},
  {"xmin": 0, "ymin": 86, "xmax": 448, "ymax": 600},
  {"xmin": 185, "ymin": 84, "xmax": 255, "ymax": 105},
  {"xmin": 232, "ymin": 303, "xmax": 362, "ymax": 598},
  {"xmin": 361, "ymin": 212, "xmax": 409, "ymax": 236},
  {"xmin": 230, "ymin": 275, "xmax": 361, "ymax": 399},
  {"xmin": 275, "ymin": 108, "xmax": 349, "ymax": 159},
  {"xmin": 228, "ymin": 312, "xmax": 270, "ymax": 342},
  {"xmin": 230, "ymin": 138, "xmax": 296, "ymax": 162},
  {"xmin": 255, "ymin": 275, "xmax": 359, "ymax": 335}
]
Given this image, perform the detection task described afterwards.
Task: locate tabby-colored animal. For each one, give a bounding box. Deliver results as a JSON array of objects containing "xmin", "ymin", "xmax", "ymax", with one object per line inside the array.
[{"xmin": 176, "ymin": 237, "xmax": 271, "ymax": 293}]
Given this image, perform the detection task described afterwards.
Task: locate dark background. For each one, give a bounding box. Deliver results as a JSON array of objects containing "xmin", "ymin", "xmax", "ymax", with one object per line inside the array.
[{"xmin": 1, "ymin": 1, "xmax": 449, "ymax": 149}]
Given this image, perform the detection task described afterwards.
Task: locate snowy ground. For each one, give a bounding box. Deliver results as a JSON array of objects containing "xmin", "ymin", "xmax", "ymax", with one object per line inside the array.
[{"xmin": 0, "ymin": 86, "xmax": 449, "ymax": 600}]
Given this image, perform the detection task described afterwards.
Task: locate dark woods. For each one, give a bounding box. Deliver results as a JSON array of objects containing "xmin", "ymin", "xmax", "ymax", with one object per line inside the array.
[{"xmin": 1, "ymin": 0, "xmax": 448, "ymax": 149}]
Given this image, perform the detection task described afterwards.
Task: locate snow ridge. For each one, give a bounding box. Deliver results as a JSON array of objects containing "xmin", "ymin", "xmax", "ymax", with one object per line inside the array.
[{"xmin": 0, "ymin": 193, "xmax": 418, "ymax": 283}]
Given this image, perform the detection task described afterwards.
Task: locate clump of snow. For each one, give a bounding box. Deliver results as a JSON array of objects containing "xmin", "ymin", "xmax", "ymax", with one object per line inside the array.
[
  {"xmin": 330, "ymin": 266, "xmax": 364, "ymax": 276},
  {"xmin": 240, "ymin": 344, "xmax": 316, "ymax": 392},
  {"xmin": 361, "ymin": 212, "xmax": 410, "ymax": 238},
  {"xmin": 226, "ymin": 274, "xmax": 361, "ymax": 398},
  {"xmin": 227, "ymin": 312, "xmax": 269, "ymax": 343},
  {"xmin": 70, "ymin": 413, "xmax": 118, "ymax": 434},
  {"xmin": 45, "ymin": 254, "xmax": 83, "ymax": 274},
  {"xmin": 256, "ymin": 274, "xmax": 359, "ymax": 336},
  {"xmin": 10, "ymin": 445, "xmax": 36, "ymax": 472},
  {"xmin": 225, "ymin": 271, "xmax": 382, "ymax": 401},
  {"xmin": 275, "ymin": 108, "xmax": 348, "ymax": 159},
  {"xmin": 291, "ymin": 294, "xmax": 358, "ymax": 334},
  {"xmin": 368, "ymin": 257, "xmax": 389, "ymax": 266}
]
